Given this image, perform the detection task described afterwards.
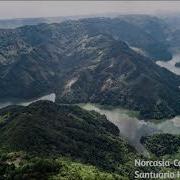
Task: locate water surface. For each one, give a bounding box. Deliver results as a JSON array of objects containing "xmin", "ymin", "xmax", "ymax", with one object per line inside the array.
[
  {"xmin": 80, "ymin": 103, "xmax": 180, "ymax": 155},
  {"xmin": 0, "ymin": 93, "xmax": 56, "ymax": 109},
  {"xmin": 156, "ymin": 53, "xmax": 180, "ymax": 75}
]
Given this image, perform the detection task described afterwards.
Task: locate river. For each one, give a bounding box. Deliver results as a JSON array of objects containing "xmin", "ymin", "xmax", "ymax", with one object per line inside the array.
[
  {"xmin": 0, "ymin": 93, "xmax": 56, "ymax": 109},
  {"xmin": 80, "ymin": 103, "xmax": 180, "ymax": 155},
  {"xmin": 156, "ymin": 53, "xmax": 180, "ymax": 75}
]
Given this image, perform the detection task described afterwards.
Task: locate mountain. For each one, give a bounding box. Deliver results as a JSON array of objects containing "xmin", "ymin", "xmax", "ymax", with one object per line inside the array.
[
  {"xmin": 0, "ymin": 15, "xmax": 172, "ymax": 60},
  {"xmin": 0, "ymin": 14, "xmax": 119, "ymax": 29},
  {"xmin": 160, "ymin": 14, "xmax": 180, "ymax": 50},
  {"xmin": 0, "ymin": 17, "xmax": 64, "ymax": 29},
  {"xmin": 162, "ymin": 14, "xmax": 180, "ymax": 30},
  {"xmin": 55, "ymin": 34, "xmax": 180, "ymax": 119},
  {"xmin": 141, "ymin": 134, "xmax": 180, "ymax": 157},
  {"xmin": 0, "ymin": 15, "xmax": 83, "ymax": 29},
  {"xmin": 81, "ymin": 15, "xmax": 172, "ymax": 61},
  {"xmin": 0, "ymin": 18, "xmax": 179, "ymax": 119},
  {"xmin": 0, "ymin": 101, "xmax": 136, "ymax": 172},
  {"xmin": 1, "ymin": 101, "xmax": 163, "ymax": 179}
]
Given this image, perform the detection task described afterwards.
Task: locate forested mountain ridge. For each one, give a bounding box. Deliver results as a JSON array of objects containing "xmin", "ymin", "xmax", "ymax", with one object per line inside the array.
[
  {"xmin": 0, "ymin": 17, "xmax": 179, "ymax": 119},
  {"xmin": 0, "ymin": 101, "xmax": 137, "ymax": 177},
  {"xmin": 0, "ymin": 100, "xmax": 163, "ymax": 179}
]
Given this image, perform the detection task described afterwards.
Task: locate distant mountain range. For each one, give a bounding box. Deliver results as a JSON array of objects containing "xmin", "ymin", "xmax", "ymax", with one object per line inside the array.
[
  {"xmin": 0, "ymin": 15, "xmax": 179, "ymax": 119},
  {"xmin": 0, "ymin": 15, "xmax": 86, "ymax": 29},
  {"xmin": 0, "ymin": 13, "xmax": 119, "ymax": 29}
]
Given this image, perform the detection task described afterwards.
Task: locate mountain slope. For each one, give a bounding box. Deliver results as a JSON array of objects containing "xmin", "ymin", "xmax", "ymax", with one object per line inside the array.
[
  {"xmin": 141, "ymin": 134, "xmax": 180, "ymax": 157},
  {"xmin": 0, "ymin": 100, "xmax": 135, "ymax": 171},
  {"xmin": 79, "ymin": 16, "xmax": 172, "ymax": 61},
  {"xmin": 55, "ymin": 34, "xmax": 180, "ymax": 119},
  {"xmin": 0, "ymin": 19, "xmax": 179, "ymax": 119}
]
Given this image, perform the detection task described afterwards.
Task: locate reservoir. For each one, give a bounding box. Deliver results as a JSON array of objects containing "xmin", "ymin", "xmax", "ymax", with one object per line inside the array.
[
  {"xmin": 0, "ymin": 93, "xmax": 56, "ymax": 109},
  {"xmin": 156, "ymin": 53, "xmax": 180, "ymax": 75},
  {"xmin": 80, "ymin": 103, "xmax": 180, "ymax": 155}
]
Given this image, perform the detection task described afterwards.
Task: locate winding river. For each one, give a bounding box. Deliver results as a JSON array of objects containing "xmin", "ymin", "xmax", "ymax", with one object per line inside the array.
[
  {"xmin": 80, "ymin": 103, "xmax": 180, "ymax": 155},
  {"xmin": 0, "ymin": 93, "xmax": 56, "ymax": 109},
  {"xmin": 156, "ymin": 52, "xmax": 180, "ymax": 75}
]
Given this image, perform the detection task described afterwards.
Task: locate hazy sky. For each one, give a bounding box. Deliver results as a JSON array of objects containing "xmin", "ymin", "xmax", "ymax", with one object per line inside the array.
[{"xmin": 0, "ymin": 1, "xmax": 180, "ymax": 19}]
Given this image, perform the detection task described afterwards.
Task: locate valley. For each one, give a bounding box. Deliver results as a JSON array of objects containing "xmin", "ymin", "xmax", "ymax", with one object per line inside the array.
[
  {"xmin": 0, "ymin": 9, "xmax": 180, "ymax": 179},
  {"xmin": 0, "ymin": 16, "xmax": 179, "ymax": 119},
  {"xmin": 80, "ymin": 103, "xmax": 180, "ymax": 155},
  {"xmin": 1, "ymin": 95, "xmax": 180, "ymax": 157}
]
